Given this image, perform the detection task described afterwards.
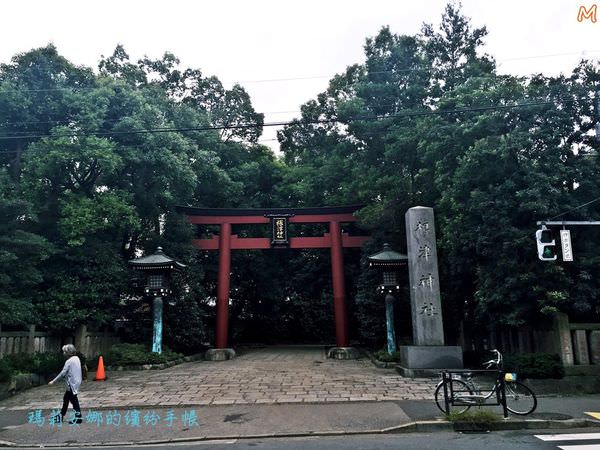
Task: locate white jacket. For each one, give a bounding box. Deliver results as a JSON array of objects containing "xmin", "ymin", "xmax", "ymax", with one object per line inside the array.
[{"xmin": 52, "ymin": 355, "xmax": 82, "ymax": 395}]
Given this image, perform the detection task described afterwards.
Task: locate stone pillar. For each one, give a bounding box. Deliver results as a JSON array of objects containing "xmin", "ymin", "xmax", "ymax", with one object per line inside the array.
[
  {"xmin": 75, "ymin": 324, "xmax": 87, "ymax": 356},
  {"xmin": 103, "ymin": 328, "xmax": 110, "ymax": 356},
  {"xmin": 552, "ymin": 312, "xmax": 574, "ymax": 366},
  {"xmin": 405, "ymin": 206, "xmax": 444, "ymax": 345},
  {"xmin": 28, "ymin": 325, "xmax": 36, "ymax": 354},
  {"xmin": 573, "ymin": 329, "xmax": 590, "ymax": 365},
  {"xmin": 397, "ymin": 206, "xmax": 462, "ymax": 377},
  {"xmin": 589, "ymin": 331, "xmax": 600, "ymax": 365}
]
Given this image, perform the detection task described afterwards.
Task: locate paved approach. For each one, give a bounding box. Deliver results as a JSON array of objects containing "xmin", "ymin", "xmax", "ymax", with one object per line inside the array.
[
  {"xmin": 0, "ymin": 346, "xmax": 436, "ymax": 411},
  {"xmin": 0, "ymin": 346, "xmax": 599, "ymax": 448}
]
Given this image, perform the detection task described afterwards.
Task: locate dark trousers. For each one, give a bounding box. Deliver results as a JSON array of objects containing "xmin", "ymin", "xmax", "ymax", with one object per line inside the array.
[{"xmin": 61, "ymin": 388, "xmax": 81, "ymax": 417}]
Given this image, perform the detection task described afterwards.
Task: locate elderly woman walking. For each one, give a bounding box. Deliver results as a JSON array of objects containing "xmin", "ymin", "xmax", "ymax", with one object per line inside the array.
[{"xmin": 48, "ymin": 344, "xmax": 83, "ymax": 424}]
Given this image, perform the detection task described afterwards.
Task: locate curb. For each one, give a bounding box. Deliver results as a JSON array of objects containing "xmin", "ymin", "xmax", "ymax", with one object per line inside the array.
[
  {"xmin": 1, "ymin": 418, "xmax": 598, "ymax": 447},
  {"xmin": 106, "ymin": 354, "xmax": 205, "ymax": 372}
]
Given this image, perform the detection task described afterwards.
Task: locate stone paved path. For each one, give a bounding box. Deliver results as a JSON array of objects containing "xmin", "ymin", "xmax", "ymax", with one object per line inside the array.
[{"xmin": 0, "ymin": 346, "xmax": 436, "ymax": 411}]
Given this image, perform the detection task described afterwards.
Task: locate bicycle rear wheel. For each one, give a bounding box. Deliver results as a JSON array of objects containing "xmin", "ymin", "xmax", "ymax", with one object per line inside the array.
[
  {"xmin": 505, "ymin": 381, "xmax": 537, "ymax": 415},
  {"xmin": 434, "ymin": 379, "xmax": 473, "ymax": 415}
]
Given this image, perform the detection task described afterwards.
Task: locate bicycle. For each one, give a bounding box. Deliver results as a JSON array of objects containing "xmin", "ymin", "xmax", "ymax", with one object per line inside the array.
[{"xmin": 434, "ymin": 349, "xmax": 537, "ymax": 416}]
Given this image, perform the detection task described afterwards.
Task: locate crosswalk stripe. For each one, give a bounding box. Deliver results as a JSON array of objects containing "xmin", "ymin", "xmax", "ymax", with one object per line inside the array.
[
  {"xmin": 535, "ymin": 433, "xmax": 600, "ymax": 441},
  {"xmin": 585, "ymin": 412, "xmax": 600, "ymax": 420},
  {"xmin": 558, "ymin": 446, "xmax": 600, "ymax": 450}
]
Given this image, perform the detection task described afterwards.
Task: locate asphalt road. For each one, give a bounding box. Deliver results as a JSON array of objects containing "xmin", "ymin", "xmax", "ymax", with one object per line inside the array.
[{"xmin": 11, "ymin": 429, "xmax": 600, "ymax": 450}]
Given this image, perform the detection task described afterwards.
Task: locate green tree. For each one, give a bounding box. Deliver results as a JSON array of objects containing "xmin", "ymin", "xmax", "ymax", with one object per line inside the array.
[{"xmin": 0, "ymin": 169, "xmax": 51, "ymax": 325}]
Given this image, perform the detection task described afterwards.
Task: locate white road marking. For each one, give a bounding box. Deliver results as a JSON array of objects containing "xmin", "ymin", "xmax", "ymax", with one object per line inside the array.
[
  {"xmin": 558, "ymin": 446, "xmax": 600, "ymax": 450},
  {"xmin": 535, "ymin": 433, "xmax": 600, "ymax": 441}
]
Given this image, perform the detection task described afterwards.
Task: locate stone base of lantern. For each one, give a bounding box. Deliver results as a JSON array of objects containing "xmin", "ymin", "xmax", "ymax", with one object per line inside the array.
[
  {"xmin": 205, "ymin": 348, "xmax": 236, "ymax": 361},
  {"xmin": 327, "ymin": 347, "xmax": 360, "ymax": 360}
]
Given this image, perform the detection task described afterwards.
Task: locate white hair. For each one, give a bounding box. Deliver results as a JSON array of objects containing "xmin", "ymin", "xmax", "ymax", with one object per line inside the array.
[{"xmin": 62, "ymin": 344, "xmax": 77, "ymax": 356}]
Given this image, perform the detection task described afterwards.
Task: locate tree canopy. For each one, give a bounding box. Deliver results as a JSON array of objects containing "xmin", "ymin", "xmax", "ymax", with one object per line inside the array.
[{"xmin": 1, "ymin": 4, "xmax": 599, "ymax": 351}]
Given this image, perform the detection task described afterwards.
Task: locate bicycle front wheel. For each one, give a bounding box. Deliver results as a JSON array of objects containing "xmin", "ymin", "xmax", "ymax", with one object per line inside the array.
[
  {"xmin": 505, "ymin": 381, "xmax": 537, "ymax": 415},
  {"xmin": 434, "ymin": 379, "xmax": 473, "ymax": 415}
]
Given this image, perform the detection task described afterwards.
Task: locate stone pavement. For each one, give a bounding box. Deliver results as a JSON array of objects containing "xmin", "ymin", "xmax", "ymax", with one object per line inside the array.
[
  {"xmin": 0, "ymin": 346, "xmax": 437, "ymax": 412},
  {"xmin": 0, "ymin": 349, "xmax": 599, "ymax": 447}
]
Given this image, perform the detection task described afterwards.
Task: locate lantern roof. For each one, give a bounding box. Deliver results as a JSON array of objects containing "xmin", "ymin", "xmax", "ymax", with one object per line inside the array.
[
  {"xmin": 367, "ymin": 243, "xmax": 408, "ymax": 267},
  {"xmin": 129, "ymin": 247, "xmax": 186, "ymax": 271}
]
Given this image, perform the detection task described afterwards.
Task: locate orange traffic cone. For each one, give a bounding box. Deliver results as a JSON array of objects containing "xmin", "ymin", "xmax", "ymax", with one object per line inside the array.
[{"xmin": 94, "ymin": 356, "xmax": 107, "ymax": 381}]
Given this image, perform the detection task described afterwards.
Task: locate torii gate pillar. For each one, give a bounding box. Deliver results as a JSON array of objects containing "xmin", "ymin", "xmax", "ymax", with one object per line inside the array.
[
  {"xmin": 215, "ymin": 222, "xmax": 231, "ymax": 349},
  {"xmin": 330, "ymin": 220, "xmax": 348, "ymax": 347}
]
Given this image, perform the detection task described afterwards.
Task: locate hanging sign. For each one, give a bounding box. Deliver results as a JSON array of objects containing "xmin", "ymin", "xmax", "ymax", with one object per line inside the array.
[
  {"xmin": 271, "ymin": 217, "xmax": 289, "ymax": 246},
  {"xmin": 560, "ymin": 229, "xmax": 573, "ymax": 261}
]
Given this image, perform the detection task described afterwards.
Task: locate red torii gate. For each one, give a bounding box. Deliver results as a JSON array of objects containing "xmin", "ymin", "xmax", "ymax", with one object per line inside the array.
[{"xmin": 177, "ymin": 205, "xmax": 370, "ymax": 350}]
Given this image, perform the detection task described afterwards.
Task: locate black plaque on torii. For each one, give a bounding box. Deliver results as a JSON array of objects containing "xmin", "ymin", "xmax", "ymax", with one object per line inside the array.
[{"xmin": 264, "ymin": 213, "xmax": 295, "ymax": 246}]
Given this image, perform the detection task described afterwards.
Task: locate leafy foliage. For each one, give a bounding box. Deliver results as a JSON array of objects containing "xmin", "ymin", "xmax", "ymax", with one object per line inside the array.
[
  {"xmin": 0, "ymin": 352, "xmax": 65, "ymax": 379},
  {"xmin": 104, "ymin": 343, "xmax": 183, "ymax": 366},
  {"xmin": 373, "ymin": 349, "xmax": 401, "ymax": 363},
  {"xmin": 1, "ymin": 3, "xmax": 599, "ymax": 347},
  {"xmin": 446, "ymin": 410, "xmax": 500, "ymax": 423},
  {"xmin": 504, "ymin": 353, "xmax": 565, "ymax": 379},
  {"xmin": 278, "ymin": 4, "xmax": 600, "ymax": 337}
]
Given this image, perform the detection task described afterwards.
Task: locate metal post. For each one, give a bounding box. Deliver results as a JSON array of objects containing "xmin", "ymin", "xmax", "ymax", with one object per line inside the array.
[
  {"xmin": 152, "ymin": 296, "xmax": 163, "ymax": 354},
  {"xmin": 442, "ymin": 372, "xmax": 450, "ymax": 415},
  {"xmin": 499, "ymin": 372, "xmax": 509, "ymax": 419},
  {"xmin": 536, "ymin": 221, "xmax": 600, "ymax": 226},
  {"xmin": 385, "ymin": 293, "xmax": 397, "ymax": 354}
]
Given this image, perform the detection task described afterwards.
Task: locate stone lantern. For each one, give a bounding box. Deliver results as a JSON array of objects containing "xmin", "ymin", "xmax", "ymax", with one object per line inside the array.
[
  {"xmin": 129, "ymin": 247, "xmax": 185, "ymax": 354},
  {"xmin": 367, "ymin": 243, "xmax": 408, "ymax": 354}
]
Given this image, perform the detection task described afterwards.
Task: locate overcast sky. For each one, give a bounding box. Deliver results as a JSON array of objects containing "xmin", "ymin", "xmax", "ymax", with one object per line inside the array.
[{"xmin": 1, "ymin": 0, "xmax": 598, "ymax": 151}]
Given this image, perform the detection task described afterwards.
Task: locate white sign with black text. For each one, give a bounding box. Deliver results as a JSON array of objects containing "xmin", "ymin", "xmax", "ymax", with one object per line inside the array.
[{"xmin": 560, "ymin": 229, "xmax": 573, "ymax": 262}]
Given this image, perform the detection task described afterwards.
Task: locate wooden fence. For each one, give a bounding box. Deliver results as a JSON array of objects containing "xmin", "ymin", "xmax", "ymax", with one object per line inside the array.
[
  {"xmin": 0, "ymin": 325, "xmax": 119, "ymax": 359},
  {"xmin": 460, "ymin": 312, "xmax": 600, "ymax": 367}
]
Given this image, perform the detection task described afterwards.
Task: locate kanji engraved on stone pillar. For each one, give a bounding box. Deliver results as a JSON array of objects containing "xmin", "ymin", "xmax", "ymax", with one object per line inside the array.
[{"xmin": 406, "ymin": 206, "xmax": 445, "ymax": 346}]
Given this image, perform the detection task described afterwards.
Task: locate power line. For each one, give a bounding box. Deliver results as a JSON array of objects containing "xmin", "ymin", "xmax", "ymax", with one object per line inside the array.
[
  {"xmin": 499, "ymin": 50, "xmax": 600, "ymax": 63},
  {"xmin": 0, "ymin": 98, "xmax": 577, "ymax": 147},
  {"xmin": 548, "ymin": 195, "xmax": 600, "ymax": 221},
  {"xmin": 0, "ymin": 109, "xmax": 303, "ymax": 129},
  {"xmin": 1, "ymin": 50, "xmax": 599, "ymax": 95}
]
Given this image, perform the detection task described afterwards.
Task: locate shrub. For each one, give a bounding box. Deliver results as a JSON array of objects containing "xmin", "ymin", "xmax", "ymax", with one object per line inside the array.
[
  {"xmin": 373, "ymin": 349, "xmax": 401, "ymax": 363},
  {"xmin": 504, "ymin": 353, "xmax": 564, "ymax": 379},
  {"xmin": 0, "ymin": 352, "xmax": 65, "ymax": 380},
  {"xmin": 446, "ymin": 410, "xmax": 500, "ymax": 423},
  {"xmin": 2, "ymin": 353, "xmax": 36, "ymax": 373},
  {"xmin": 103, "ymin": 343, "xmax": 183, "ymax": 366},
  {"xmin": 0, "ymin": 351, "xmax": 92, "ymax": 381},
  {"xmin": 0, "ymin": 359, "xmax": 12, "ymax": 382},
  {"xmin": 35, "ymin": 352, "xmax": 65, "ymax": 377}
]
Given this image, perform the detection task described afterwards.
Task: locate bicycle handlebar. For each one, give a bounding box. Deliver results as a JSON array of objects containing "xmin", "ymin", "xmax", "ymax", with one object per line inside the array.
[{"xmin": 483, "ymin": 349, "xmax": 503, "ymax": 369}]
